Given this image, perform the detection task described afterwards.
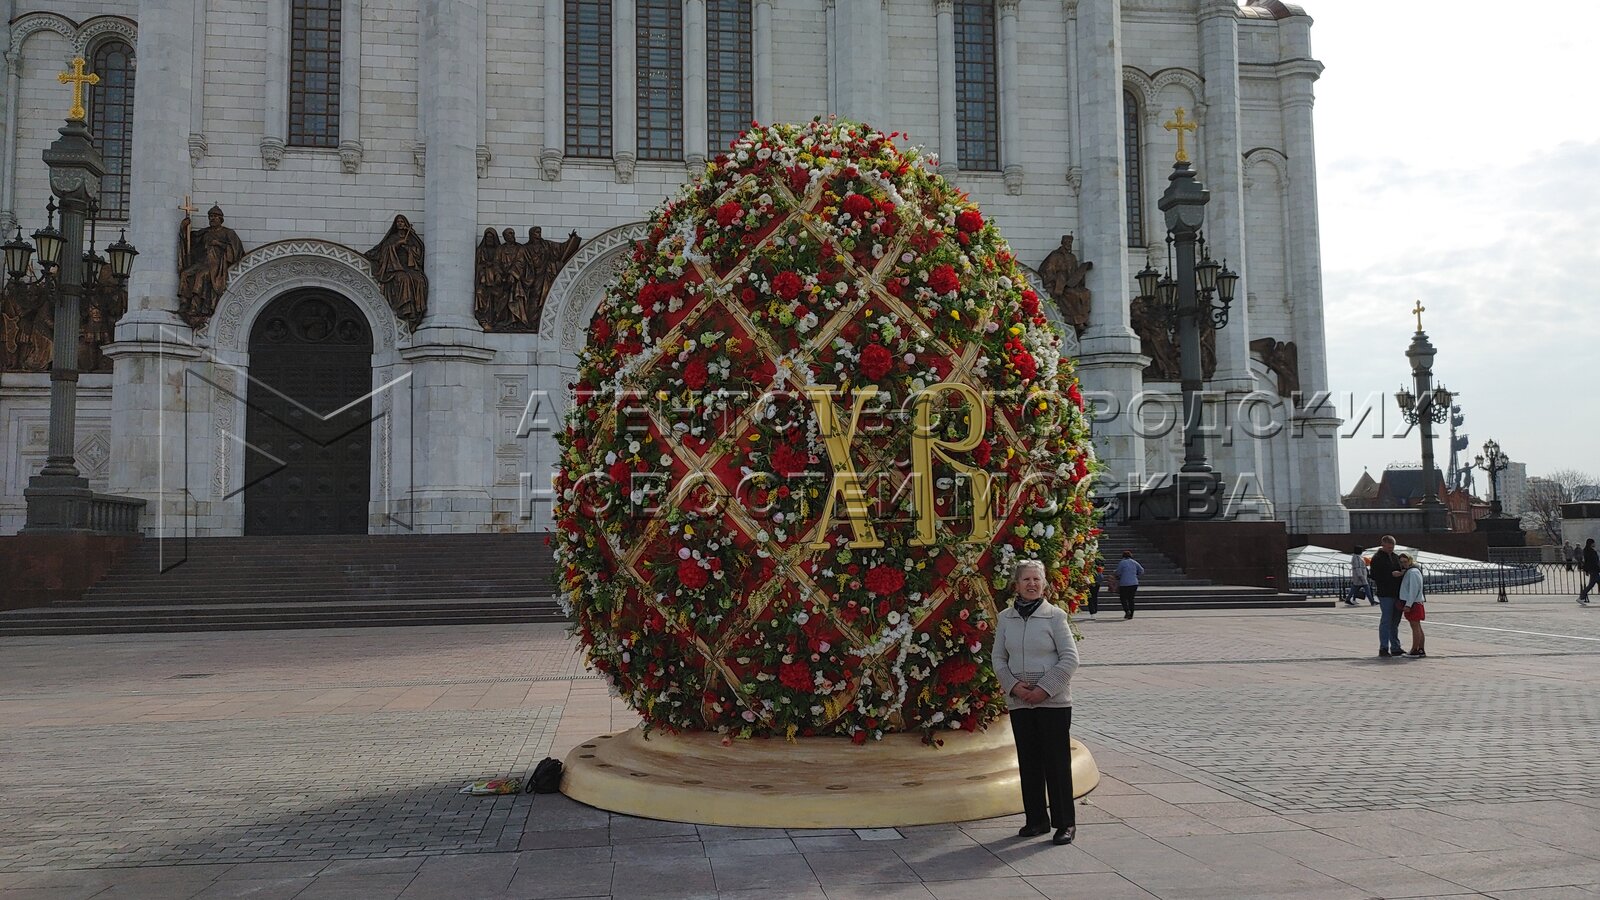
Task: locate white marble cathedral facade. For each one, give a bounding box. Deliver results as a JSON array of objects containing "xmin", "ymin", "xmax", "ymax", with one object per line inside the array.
[{"xmin": 0, "ymin": 0, "xmax": 1348, "ymax": 536}]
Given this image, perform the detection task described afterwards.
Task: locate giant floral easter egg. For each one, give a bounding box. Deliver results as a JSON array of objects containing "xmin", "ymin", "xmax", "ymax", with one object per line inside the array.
[{"xmin": 554, "ymin": 120, "xmax": 1099, "ymax": 742}]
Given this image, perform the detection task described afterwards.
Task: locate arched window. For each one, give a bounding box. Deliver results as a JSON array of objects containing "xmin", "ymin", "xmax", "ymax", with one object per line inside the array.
[
  {"xmin": 87, "ymin": 39, "xmax": 135, "ymax": 221},
  {"xmin": 706, "ymin": 0, "xmax": 753, "ymax": 152},
  {"xmin": 636, "ymin": 0, "xmax": 684, "ymax": 161},
  {"xmin": 289, "ymin": 0, "xmax": 342, "ymax": 147},
  {"xmin": 566, "ymin": 0, "xmax": 613, "ymax": 158},
  {"xmin": 1123, "ymin": 89, "xmax": 1144, "ymax": 247},
  {"xmin": 954, "ymin": 0, "xmax": 1000, "ymax": 172}
]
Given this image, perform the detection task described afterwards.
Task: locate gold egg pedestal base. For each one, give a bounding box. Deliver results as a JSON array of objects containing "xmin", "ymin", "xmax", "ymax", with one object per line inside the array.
[{"xmin": 560, "ymin": 720, "xmax": 1100, "ymax": 828}]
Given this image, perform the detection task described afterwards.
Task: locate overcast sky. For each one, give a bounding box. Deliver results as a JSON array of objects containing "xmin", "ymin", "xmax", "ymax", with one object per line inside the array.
[{"xmin": 1311, "ymin": 2, "xmax": 1600, "ymax": 491}]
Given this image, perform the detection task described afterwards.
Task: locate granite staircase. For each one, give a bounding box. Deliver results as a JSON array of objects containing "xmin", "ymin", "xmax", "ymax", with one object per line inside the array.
[
  {"xmin": 0, "ymin": 534, "xmax": 565, "ymax": 636},
  {"xmin": 1093, "ymin": 522, "xmax": 1329, "ymax": 611}
]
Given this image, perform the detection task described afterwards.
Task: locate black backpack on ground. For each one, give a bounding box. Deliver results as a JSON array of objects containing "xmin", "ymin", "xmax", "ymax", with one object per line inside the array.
[{"xmin": 528, "ymin": 757, "xmax": 564, "ymax": 794}]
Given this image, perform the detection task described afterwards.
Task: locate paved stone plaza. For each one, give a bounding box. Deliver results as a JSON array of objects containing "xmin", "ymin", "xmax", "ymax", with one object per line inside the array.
[{"xmin": 3, "ymin": 595, "xmax": 1599, "ymax": 899}]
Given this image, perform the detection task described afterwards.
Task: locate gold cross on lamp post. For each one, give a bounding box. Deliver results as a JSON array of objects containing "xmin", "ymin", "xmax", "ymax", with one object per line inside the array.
[
  {"xmin": 1412, "ymin": 300, "xmax": 1426, "ymax": 332},
  {"xmin": 58, "ymin": 57, "xmax": 100, "ymax": 122},
  {"xmin": 1163, "ymin": 107, "xmax": 1198, "ymax": 164}
]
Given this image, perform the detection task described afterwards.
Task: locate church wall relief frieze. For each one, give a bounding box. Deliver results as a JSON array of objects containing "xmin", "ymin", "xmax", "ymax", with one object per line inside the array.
[
  {"xmin": 364, "ymin": 214, "xmax": 428, "ymax": 331},
  {"xmin": 1130, "ymin": 295, "xmax": 1217, "ymax": 383},
  {"xmin": 474, "ymin": 226, "xmax": 583, "ymax": 334},
  {"xmin": 1, "ymin": 266, "xmax": 127, "ymax": 374}
]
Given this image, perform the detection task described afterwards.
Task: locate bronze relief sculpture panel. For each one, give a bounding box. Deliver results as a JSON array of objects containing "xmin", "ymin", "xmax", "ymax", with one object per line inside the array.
[
  {"xmin": 1038, "ymin": 234, "xmax": 1092, "ymax": 337},
  {"xmin": 178, "ymin": 204, "xmax": 245, "ymax": 330},
  {"xmin": 474, "ymin": 226, "xmax": 581, "ymax": 333}
]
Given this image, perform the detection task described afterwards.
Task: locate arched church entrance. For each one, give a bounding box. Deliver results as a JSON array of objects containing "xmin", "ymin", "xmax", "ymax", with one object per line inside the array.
[{"xmin": 243, "ymin": 290, "xmax": 373, "ymax": 535}]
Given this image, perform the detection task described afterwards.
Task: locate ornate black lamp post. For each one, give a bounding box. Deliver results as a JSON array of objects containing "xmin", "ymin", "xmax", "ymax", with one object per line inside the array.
[
  {"xmin": 1474, "ymin": 438, "xmax": 1515, "ymax": 602},
  {"xmin": 4, "ymin": 57, "xmax": 140, "ymax": 532},
  {"xmin": 1474, "ymin": 439, "xmax": 1510, "ymax": 519},
  {"xmin": 1131, "ymin": 108, "xmax": 1239, "ymax": 476},
  {"xmin": 1395, "ymin": 302, "xmax": 1452, "ymax": 533}
]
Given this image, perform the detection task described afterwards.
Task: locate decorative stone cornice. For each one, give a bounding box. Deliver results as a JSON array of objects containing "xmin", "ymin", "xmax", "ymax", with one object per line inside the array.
[
  {"xmin": 614, "ymin": 151, "xmax": 637, "ymax": 185},
  {"xmin": 188, "ymin": 132, "xmax": 208, "ymax": 165},
  {"xmin": 476, "ymin": 145, "xmax": 492, "ymax": 178},
  {"xmin": 541, "ymin": 147, "xmax": 564, "ymax": 182},
  {"xmin": 259, "ymin": 136, "xmax": 285, "ymax": 171},
  {"xmin": 340, "ymin": 139, "xmax": 364, "ymax": 174}
]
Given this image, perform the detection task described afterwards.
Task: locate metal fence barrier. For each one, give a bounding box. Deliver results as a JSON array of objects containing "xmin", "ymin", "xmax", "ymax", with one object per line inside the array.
[{"xmin": 1291, "ymin": 561, "xmax": 1590, "ymax": 598}]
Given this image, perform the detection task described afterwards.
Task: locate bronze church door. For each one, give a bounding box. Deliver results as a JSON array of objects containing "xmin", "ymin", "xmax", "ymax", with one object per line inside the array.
[{"xmin": 243, "ymin": 291, "xmax": 374, "ymax": 535}]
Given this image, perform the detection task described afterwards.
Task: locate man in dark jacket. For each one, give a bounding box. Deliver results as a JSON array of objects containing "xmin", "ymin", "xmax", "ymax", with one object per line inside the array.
[
  {"xmin": 1369, "ymin": 535, "xmax": 1406, "ymax": 657},
  {"xmin": 1580, "ymin": 539, "xmax": 1599, "ymax": 605}
]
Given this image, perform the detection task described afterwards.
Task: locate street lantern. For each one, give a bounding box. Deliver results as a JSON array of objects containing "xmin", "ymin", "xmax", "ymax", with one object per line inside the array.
[
  {"xmin": 106, "ymin": 229, "xmax": 138, "ymax": 281},
  {"xmin": 30, "ymin": 203, "xmax": 65, "ymax": 271},
  {"xmin": 3, "ymin": 228, "xmax": 34, "ymax": 280}
]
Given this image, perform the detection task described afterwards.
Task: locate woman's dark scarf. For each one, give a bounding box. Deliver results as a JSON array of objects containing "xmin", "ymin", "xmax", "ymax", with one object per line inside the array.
[{"xmin": 1013, "ymin": 596, "xmax": 1043, "ymax": 618}]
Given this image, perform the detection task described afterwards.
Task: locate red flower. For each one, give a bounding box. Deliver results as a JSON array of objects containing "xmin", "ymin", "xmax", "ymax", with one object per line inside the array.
[
  {"xmin": 772, "ymin": 271, "xmax": 804, "ymax": 300},
  {"xmin": 678, "ymin": 558, "xmax": 709, "ymax": 590},
  {"xmin": 973, "ymin": 439, "xmax": 992, "ymax": 467},
  {"xmin": 778, "ymin": 662, "xmax": 813, "ymax": 692},
  {"xmin": 1073, "ymin": 456, "xmax": 1090, "ymax": 483},
  {"xmin": 858, "ymin": 343, "xmax": 894, "ymax": 381},
  {"xmin": 1020, "ymin": 289, "xmax": 1040, "ymax": 316},
  {"xmin": 591, "ymin": 318, "xmax": 611, "ymax": 346},
  {"xmin": 716, "ymin": 201, "xmax": 744, "ymax": 227},
  {"xmin": 842, "ymin": 193, "xmax": 874, "ymax": 220},
  {"xmin": 956, "ymin": 209, "xmax": 984, "ymax": 233},
  {"xmin": 886, "ymin": 278, "xmax": 905, "ymax": 297},
  {"xmin": 852, "ymin": 731, "xmax": 868, "ymax": 745},
  {"xmin": 1067, "ymin": 383, "xmax": 1084, "ymax": 409},
  {"xmin": 682, "ymin": 360, "xmax": 709, "ymax": 391},
  {"xmin": 927, "ymin": 264, "xmax": 960, "ymax": 295},
  {"xmin": 787, "ymin": 165, "xmax": 811, "ymax": 195},
  {"xmin": 865, "ymin": 565, "xmax": 905, "ymax": 596},
  {"xmin": 938, "ymin": 657, "xmax": 979, "ymax": 685},
  {"xmin": 607, "ymin": 460, "xmax": 631, "ymax": 488},
  {"xmin": 1012, "ymin": 352, "xmax": 1038, "ymax": 381},
  {"xmin": 770, "ymin": 444, "xmax": 810, "ymax": 477}
]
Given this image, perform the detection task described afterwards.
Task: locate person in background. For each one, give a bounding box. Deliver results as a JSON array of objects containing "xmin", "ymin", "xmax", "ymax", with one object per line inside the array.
[
  {"xmin": 1369, "ymin": 536, "xmax": 1406, "ymax": 658},
  {"xmin": 1399, "ymin": 552, "xmax": 1426, "ymax": 658},
  {"xmin": 1563, "ymin": 541, "xmax": 1576, "ymax": 573},
  {"xmin": 1115, "ymin": 550, "xmax": 1145, "ymax": 620},
  {"xmin": 1580, "ymin": 539, "xmax": 1599, "ymax": 606},
  {"xmin": 1086, "ymin": 557, "xmax": 1103, "ymax": 616},
  {"xmin": 991, "ymin": 560, "xmax": 1079, "ymax": 846},
  {"xmin": 1347, "ymin": 544, "xmax": 1374, "ymax": 607}
]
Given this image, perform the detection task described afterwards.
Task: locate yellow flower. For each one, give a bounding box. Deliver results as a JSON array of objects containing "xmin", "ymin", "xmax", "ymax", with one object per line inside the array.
[
  {"xmin": 685, "ymin": 525, "xmax": 695, "ymax": 537},
  {"xmin": 950, "ymin": 309, "xmax": 961, "ymax": 320}
]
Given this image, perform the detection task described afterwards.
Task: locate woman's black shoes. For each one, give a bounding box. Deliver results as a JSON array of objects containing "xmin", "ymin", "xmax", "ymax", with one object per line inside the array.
[
  {"xmin": 1409, "ymin": 649, "xmax": 1426, "ymax": 658},
  {"xmin": 1017, "ymin": 824, "xmax": 1049, "ymax": 837},
  {"xmin": 1052, "ymin": 826, "xmax": 1076, "ymax": 845}
]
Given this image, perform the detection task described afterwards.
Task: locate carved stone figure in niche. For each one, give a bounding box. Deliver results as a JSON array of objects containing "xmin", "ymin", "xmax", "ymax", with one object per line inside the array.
[
  {"xmin": 178, "ymin": 204, "xmax": 245, "ymax": 329},
  {"xmin": 474, "ymin": 225, "xmax": 582, "ymax": 333},
  {"xmin": 1038, "ymin": 234, "xmax": 1092, "ymax": 335},
  {"xmin": 1, "ymin": 280, "xmax": 54, "ymax": 371},
  {"xmin": 364, "ymin": 214, "xmax": 429, "ymax": 331},
  {"xmin": 1250, "ymin": 337, "xmax": 1300, "ymax": 401},
  {"xmin": 80, "ymin": 264, "xmax": 128, "ymax": 373}
]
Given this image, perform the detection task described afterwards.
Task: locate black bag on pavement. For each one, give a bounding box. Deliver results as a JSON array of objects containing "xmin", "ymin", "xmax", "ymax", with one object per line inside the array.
[{"xmin": 528, "ymin": 757, "xmax": 564, "ymax": 794}]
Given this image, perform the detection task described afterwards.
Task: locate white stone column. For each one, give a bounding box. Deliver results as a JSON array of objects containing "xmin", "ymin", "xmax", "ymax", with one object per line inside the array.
[
  {"xmin": 998, "ymin": 0, "xmax": 1023, "ymax": 194},
  {"xmin": 404, "ymin": 0, "xmax": 495, "ymax": 533},
  {"xmin": 541, "ymin": 0, "xmax": 565, "ymax": 180},
  {"xmin": 187, "ymin": 0, "xmax": 208, "ymax": 163},
  {"xmin": 934, "ymin": 0, "xmax": 957, "ymax": 175},
  {"xmin": 613, "ymin": 0, "xmax": 637, "ymax": 183},
  {"xmin": 1069, "ymin": 0, "xmax": 1144, "ymax": 497},
  {"xmin": 0, "ymin": 45, "xmax": 20, "ymax": 234},
  {"xmin": 1278, "ymin": 14, "xmax": 1345, "ymax": 532},
  {"xmin": 1198, "ymin": 0, "xmax": 1269, "ymax": 517},
  {"xmin": 753, "ymin": 0, "xmax": 774, "ymax": 122},
  {"xmin": 1063, "ymin": 0, "xmax": 1082, "ymax": 196},
  {"xmin": 684, "ymin": 0, "xmax": 708, "ymax": 172},
  {"xmin": 261, "ymin": 0, "xmax": 288, "ymax": 169},
  {"xmin": 106, "ymin": 0, "xmax": 203, "ymax": 535},
  {"xmin": 418, "ymin": 0, "xmax": 480, "ymax": 332},
  {"xmin": 338, "ymin": 0, "xmax": 364, "ymax": 172}
]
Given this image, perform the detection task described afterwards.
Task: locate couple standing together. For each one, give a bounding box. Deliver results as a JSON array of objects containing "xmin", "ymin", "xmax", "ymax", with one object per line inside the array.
[{"xmin": 1368, "ymin": 535, "xmax": 1427, "ymax": 658}]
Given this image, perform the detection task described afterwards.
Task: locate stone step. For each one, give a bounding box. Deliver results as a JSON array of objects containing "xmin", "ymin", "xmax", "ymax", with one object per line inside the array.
[{"xmin": 0, "ymin": 597, "xmax": 566, "ymax": 636}]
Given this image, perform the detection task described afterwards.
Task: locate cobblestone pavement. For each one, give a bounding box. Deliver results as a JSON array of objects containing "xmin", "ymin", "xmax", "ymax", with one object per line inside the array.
[{"xmin": 2, "ymin": 593, "xmax": 1599, "ymax": 899}]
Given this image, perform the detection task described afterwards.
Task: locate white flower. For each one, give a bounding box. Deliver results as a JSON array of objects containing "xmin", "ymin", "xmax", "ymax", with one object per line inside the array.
[
  {"xmin": 887, "ymin": 611, "xmax": 902, "ymax": 625},
  {"xmin": 677, "ymin": 547, "xmax": 691, "ymax": 560}
]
